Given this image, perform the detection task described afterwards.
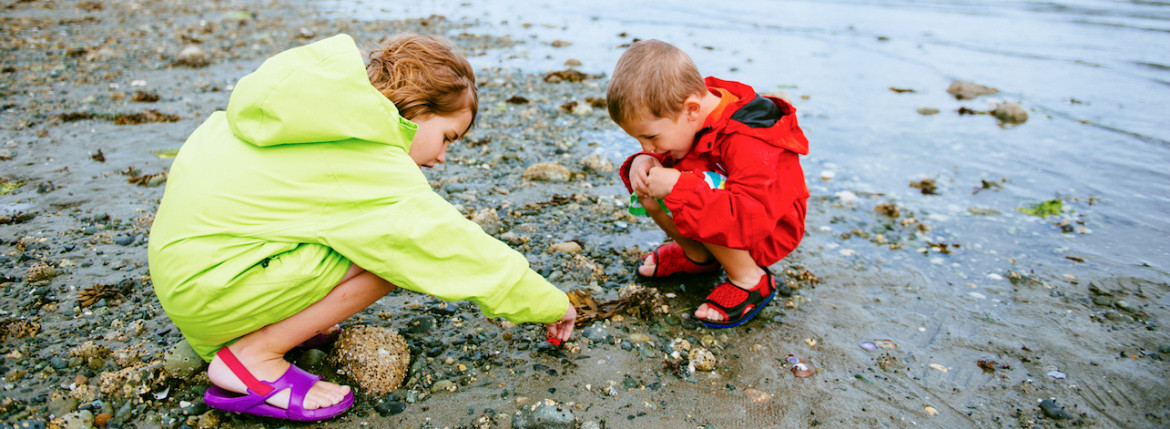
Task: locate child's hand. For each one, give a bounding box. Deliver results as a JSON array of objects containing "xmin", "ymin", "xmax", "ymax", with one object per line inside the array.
[
  {"xmin": 629, "ymin": 155, "xmax": 663, "ymax": 198},
  {"xmin": 545, "ymin": 303, "xmax": 577, "ymax": 344},
  {"xmin": 645, "ymin": 166, "xmax": 681, "ymax": 198}
]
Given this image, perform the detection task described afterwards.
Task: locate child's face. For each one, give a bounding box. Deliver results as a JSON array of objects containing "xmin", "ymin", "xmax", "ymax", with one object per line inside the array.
[
  {"xmin": 409, "ymin": 109, "xmax": 474, "ymax": 168},
  {"xmin": 618, "ymin": 108, "xmax": 702, "ymax": 160}
]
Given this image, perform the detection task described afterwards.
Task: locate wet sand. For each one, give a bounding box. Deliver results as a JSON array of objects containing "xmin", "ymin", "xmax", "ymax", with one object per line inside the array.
[{"xmin": 1, "ymin": 1, "xmax": 1168, "ymax": 428}]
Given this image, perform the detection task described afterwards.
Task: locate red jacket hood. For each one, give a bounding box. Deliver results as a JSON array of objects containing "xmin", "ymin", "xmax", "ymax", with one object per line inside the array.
[{"xmin": 696, "ymin": 77, "xmax": 809, "ymax": 156}]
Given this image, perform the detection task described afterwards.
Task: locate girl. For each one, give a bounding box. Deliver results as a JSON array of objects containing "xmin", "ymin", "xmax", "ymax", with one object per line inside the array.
[{"xmin": 148, "ymin": 33, "xmax": 576, "ymax": 422}]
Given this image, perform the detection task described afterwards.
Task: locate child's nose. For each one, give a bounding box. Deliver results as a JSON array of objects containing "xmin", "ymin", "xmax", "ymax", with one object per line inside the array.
[{"xmin": 436, "ymin": 150, "xmax": 446, "ymax": 164}]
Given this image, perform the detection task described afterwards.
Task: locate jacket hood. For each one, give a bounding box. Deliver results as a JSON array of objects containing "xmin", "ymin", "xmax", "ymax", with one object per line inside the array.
[
  {"xmin": 704, "ymin": 76, "xmax": 809, "ymax": 156},
  {"xmin": 226, "ymin": 34, "xmax": 416, "ymax": 149}
]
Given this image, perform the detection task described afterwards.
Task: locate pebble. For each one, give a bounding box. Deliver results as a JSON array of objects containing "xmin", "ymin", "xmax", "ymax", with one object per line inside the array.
[
  {"xmin": 549, "ymin": 241, "xmax": 582, "ymax": 253},
  {"xmin": 991, "ymin": 101, "xmax": 1028, "ymax": 124},
  {"xmin": 431, "ymin": 379, "xmax": 456, "ymax": 392},
  {"xmin": 174, "ymin": 45, "xmax": 209, "ymax": 67},
  {"xmin": 522, "ymin": 163, "xmax": 571, "ymax": 182},
  {"xmin": 916, "ymin": 107, "xmax": 940, "ymax": 115},
  {"xmin": 688, "ymin": 348, "xmax": 716, "ymax": 372},
  {"xmin": 1115, "ymin": 300, "xmax": 1138, "ymax": 313},
  {"xmin": 582, "ymin": 324, "xmax": 609, "ymax": 343},
  {"xmin": 946, "ymin": 80, "xmax": 998, "ymax": 100},
  {"xmin": 1093, "ymin": 296, "xmax": 1112, "ymax": 307},
  {"xmin": 1038, "ymin": 398, "xmax": 1074, "ymax": 420},
  {"xmin": 114, "ymin": 235, "xmax": 135, "ymax": 246},
  {"xmin": 375, "ymin": 400, "xmax": 407, "ymax": 416}
]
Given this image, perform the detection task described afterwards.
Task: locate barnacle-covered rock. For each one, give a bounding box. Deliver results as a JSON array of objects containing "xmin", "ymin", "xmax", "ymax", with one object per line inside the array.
[
  {"xmin": 328, "ymin": 325, "xmax": 410, "ymax": 396},
  {"xmin": 618, "ymin": 283, "xmax": 666, "ymax": 319},
  {"xmin": 688, "ymin": 348, "xmax": 716, "ymax": 372}
]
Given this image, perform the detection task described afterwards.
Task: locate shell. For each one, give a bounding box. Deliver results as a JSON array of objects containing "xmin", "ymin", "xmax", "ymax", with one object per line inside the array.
[{"xmin": 788, "ymin": 353, "xmax": 816, "ymax": 378}]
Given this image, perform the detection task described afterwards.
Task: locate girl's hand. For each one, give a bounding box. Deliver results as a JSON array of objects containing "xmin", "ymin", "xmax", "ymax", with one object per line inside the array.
[
  {"xmin": 545, "ymin": 303, "xmax": 577, "ymax": 343},
  {"xmin": 645, "ymin": 166, "xmax": 681, "ymax": 198},
  {"xmin": 629, "ymin": 155, "xmax": 662, "ymax": 198}
]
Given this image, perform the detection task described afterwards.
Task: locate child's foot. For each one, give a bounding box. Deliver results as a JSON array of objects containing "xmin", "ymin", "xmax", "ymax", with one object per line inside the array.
[
  {"xmin": 638, "ymin": 242, "xmax": 720, "ymax": 278},
  {"xmin": 208, "ymin": 347, "xmax": 350, "ymax": 410},
  {"xmin": 695, "ymin": 269, "xmax": 776, "ymax": 327}
]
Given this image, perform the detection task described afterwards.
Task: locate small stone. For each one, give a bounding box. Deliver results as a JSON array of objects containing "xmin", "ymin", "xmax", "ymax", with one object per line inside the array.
[
  {"xmin": 549, "ymin": 241, "xmax": 582, "ymax": 253},
  {"xmin": 916, "ymin": 107, "xmax": 940, "ymax": 115},
  {"xmin": 196, "ymin": 409, "xmax": 220, "ymax": 428},
  {"xmin": 522, "ymin": 163, "xmax": 571, "ymax": 182},
  {"xmin": 1038, "ymin": 398, "xmax": 1073, "ymax": 420},
  {"xmin": 1093, "ymin": 296, "xmax": 1112, "ymax": 307},
  {"xmin": 431, "ymin": 379, "xmax": 456, "ymax": 392},
  {"xmin": 93, "ymin": 412, "xmax": 112, "ymax": 427},
  {"xmin": 174, "ymin": 45, "xmax": 209, "ymax": 67},
  {"xmin": 563, "ymin": 58, "xmax": 582, "ymax": 67},
  {"xmin": 471, "ymin": 208, "xmax": 501, "ymax": 235},
  {"xmin": 582, "ymin": 155, "xmax": 614, "ymax": 173},
  {"xmin": 114, "ymin": 235, "xmax": 135, "ymax": 246},
  {"xmin": 375, "ymin": 400, "xmax": 407, "ymax": 416},
  {"xmin": 1115, "ymin": 300, "xmax": 1138, "ymax": 313},
  {"xmin": 991, "ymin": 101, "xmax": 1028, "ymax": 124},
  {"xmin": 627, "ymin": 333, "xmax": 650, "ymax": 343},
  {"xmin": 946, "ymin": 80, "xmax": 998, "ymax": 100},
  {"xmin": 570, "ymin": 102, "xmax": 593, "ymax": 116}
]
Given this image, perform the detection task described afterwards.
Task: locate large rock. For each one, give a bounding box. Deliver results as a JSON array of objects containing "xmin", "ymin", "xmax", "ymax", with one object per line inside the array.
[{"xmin": 328, "ymin": 326, "xmax": 410, "ymax": 396}]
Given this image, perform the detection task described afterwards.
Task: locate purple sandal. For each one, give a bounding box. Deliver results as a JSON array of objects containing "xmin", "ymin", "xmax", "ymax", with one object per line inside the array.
[{"xmin": 204, "ymin": 347, "xmax": 353, "ymax": 421}]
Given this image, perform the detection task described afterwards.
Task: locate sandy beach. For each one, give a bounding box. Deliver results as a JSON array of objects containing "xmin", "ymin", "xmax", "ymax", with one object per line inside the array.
[{"xmin": 2, "ymin": 0, "xmax": 1169, "ymax": 428}]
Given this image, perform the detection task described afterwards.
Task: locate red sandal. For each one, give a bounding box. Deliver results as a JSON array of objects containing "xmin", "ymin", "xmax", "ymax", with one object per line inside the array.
[
  {"xmin": 638, "ymin": 242, "xmax": 721, "ymax": 278},
  {"xmin": 698, "ymin": 269, "xmax": 777, "ymax": 328}
]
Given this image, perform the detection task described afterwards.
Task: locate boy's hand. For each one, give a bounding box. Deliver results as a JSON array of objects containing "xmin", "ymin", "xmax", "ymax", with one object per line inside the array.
[
  {"xmin": 629, "ymin": 155, "xmax": 663, "ymax": 198},
  {"xmin": 545, "ymin": 303, "xmax": 577, "ymax": 343},
  {"xmin": 645, "ymin": 166, "xmax": 681, "ymax": 198}
]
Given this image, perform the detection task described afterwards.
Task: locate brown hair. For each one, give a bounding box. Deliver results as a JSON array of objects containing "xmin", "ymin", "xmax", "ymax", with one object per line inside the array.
[
  {"xmin": 367, "ymin": 33, "xmax": 478, "ymax": 124},
  {"xmin": 606, "ymin": 39, "xmax": 706, "ymax": 125}
]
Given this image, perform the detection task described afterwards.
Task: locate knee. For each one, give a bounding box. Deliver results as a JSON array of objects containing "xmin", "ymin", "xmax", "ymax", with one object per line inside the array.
[{"xmin": 638, "ymin": 196, "xmax": 667, "ymax": 215}]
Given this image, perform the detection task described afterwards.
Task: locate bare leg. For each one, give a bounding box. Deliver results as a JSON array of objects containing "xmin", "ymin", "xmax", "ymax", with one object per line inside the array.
[
  {"xmin": 694, "ymin": 243, "xmax": 766, "ymax": 323},
  {"xmin": 207, "ymin": 264, "xmax": 396, "ymax": 410},
  {"xmin": 637, "ymin": 196, "xmax": 714, "ymax": 276}
]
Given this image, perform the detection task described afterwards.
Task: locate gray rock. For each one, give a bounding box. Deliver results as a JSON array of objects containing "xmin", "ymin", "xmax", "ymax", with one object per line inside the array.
[
  {"xmin": 46, "ymin": 396, "xmax": 78, "ymax": 418},
  {"xmin": 1115, "ymin": 300, "xmax": 1138, "ymax": 313},
  {"xmin": 513, "ymin": 398, "xmax": 576, "ymax": 429},
  {"xmin": 163, "ymin": 341, "xmax": 205, "ymax": 378},
  {"xmin": 581, "ymin": 324, "xmax": 609, "ymax": 343},
  {"xmin": 1038, "ymin": 398, "xmax": 1074, "ymax": 420}
]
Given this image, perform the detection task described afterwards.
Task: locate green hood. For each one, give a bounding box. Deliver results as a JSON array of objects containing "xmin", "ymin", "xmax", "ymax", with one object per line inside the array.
[{"xmin": 226, "ymin": 34, "xmax": 417, "ymax": 149}]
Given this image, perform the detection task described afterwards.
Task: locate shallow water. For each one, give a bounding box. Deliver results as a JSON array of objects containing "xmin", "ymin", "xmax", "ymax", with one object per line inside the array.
[{"xmin": 321, "ymin": 0, "xmax": 1170, "ymax": 286}]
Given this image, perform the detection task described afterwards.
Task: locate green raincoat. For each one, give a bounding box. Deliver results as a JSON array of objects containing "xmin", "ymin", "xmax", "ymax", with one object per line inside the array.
[{"xmin": 148, "ymin": 34, "xmax": 569, "ymax": 361}]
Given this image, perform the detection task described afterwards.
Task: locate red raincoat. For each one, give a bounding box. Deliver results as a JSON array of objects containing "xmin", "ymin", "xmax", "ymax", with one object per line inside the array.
[{"xmin": 619, "ymin": 77, "xmax": 809, "ymax": 266}]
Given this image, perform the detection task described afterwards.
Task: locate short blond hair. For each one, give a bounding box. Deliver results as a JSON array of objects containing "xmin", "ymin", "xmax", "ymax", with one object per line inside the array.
[
  {"xmin": 606, "ymin": 39, "xmax": 706, "ymax": 125},
  {"xmin": 366, "ymin": 33, "xmax": 478, "ymax": 124}
]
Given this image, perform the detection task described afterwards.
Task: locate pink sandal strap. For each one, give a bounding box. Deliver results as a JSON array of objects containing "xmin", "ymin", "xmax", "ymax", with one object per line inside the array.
[{"xmin": 216, "ymin": 347, "xmax": 274, "ymax": 396}]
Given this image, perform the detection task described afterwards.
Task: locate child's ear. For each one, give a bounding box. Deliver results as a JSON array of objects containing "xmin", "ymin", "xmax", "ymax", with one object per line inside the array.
[{"xmin": 683, "ymin": 95, "xmax": 703, "ymax": 120}]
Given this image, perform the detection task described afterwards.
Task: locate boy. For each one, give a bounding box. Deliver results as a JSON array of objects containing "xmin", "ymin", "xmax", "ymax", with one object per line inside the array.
[{"xmin": 606, "ymin": 39, "xmax": 809, "ymax": 328}]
